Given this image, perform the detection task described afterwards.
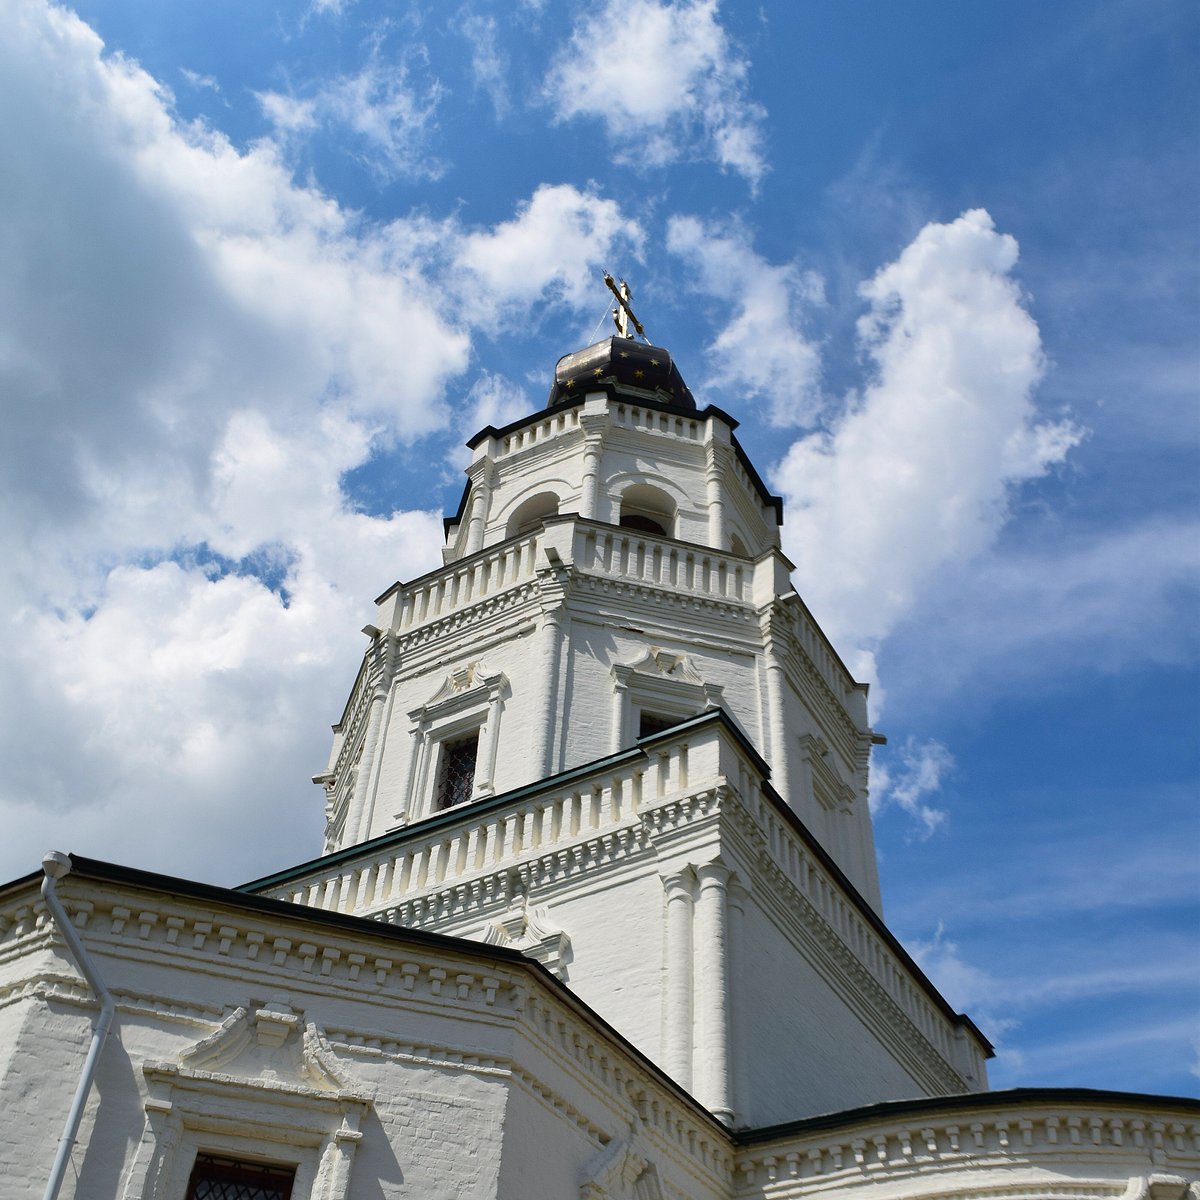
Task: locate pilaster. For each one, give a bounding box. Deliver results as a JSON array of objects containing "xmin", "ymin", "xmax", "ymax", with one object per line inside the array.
[
  {"xmin": 727, "ymin": 877, "xmax": 750, "ymax": 1127},
  {"xmin": 345, "ymin": 631, "xmax": 398, "ymax": 845},
  {"xmin": 579, "ymin": 398, "xmax": 609, "ymax": 521},
  {"xmin": 534, "ymin": 552, "xmax": 571, "ymax": 777},
  {"xmin": 695, "ymin": 861, "xmax": 734, "ymax": 1126},
  {"xmin": 760, "ymin": 608, "xmax": 791, "ymax": 806},
  {"xmin": 464, "ymin": 459, "xmax": 498, "ymax": 556},
  {"xmin": 705, "ymin": 440, "xmax": 727, "ymax": 551},
  {"xmin": 661, "ymin": 868, "xmax": 695, "ymax": 1091}
]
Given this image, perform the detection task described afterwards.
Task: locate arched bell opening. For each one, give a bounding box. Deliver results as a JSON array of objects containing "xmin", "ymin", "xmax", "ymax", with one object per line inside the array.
[
  {"xmin": 617, "ymin": 484, "xmax": 675, "ymax": 538},
  {"xmin": 505, "ymin": 491, "xmax": 560, "ymax": 539}
]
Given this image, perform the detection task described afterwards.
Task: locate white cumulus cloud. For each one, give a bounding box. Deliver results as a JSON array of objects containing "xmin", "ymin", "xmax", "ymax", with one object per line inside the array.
[
  {"xmin": 667, "ymin": 215, "xmax": 824, "ymax": 424},
  {"xmin": 880, "ymin": 514, "xmax": 1200, "ymax": 709},
  {"xmin": 546, "ymin": 0, "xmax": 766, "ymax": 185},
  {"xmin": 774, "ymin": 209, "xmax": 1081, "ymax": 652},
  {"xmin": 453, "ymin": 183, "xmax": 644, "ymax": 329},
  {"xmin": 458, "ymin": 11, "xmax": 510, "ymax": 118},
  {"xmin": 870, "ymin": 737, "xmax": 954, "ymax": 836},
  {"xmin": 257, "ymin": 45, "xmax": 446, "ymax": 181}
]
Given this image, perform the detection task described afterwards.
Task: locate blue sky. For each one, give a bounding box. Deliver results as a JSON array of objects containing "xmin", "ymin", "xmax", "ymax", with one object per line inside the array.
[{"xmin": 0, "ymin": 0, "xmax": 1196, "ymax": 1098}]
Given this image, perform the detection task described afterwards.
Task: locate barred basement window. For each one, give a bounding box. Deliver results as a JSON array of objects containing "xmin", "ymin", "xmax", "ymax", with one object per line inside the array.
[
  {"xmin": 434, "ymin": 731, "xmax": 479, "ymax": 811},
  {"xmin": 185, "ymin": 1153, "xmax": 296, "ymax": 1200}
]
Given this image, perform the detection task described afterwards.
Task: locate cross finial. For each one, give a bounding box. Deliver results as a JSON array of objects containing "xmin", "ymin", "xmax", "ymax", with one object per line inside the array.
[{"xmin": 603, "ymin": 272, "xmax": 646, "ymax": 340}]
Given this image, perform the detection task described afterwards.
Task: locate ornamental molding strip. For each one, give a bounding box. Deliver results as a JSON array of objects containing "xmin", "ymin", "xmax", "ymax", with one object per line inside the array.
[
  {"xmin": 577, "ymin": 571, "xmax": 754, "ymax": 623},
  {"xmin": 521, "ymin": 985, "xmax": 736, "ymax": 1182},
  {"xmin": 394, "ymin": 582, "xmax": 542, "ymax": 650},
  {"xmin": 382, "ymin": 824, "xmax": 651, "ymax": 931},
  {"xmin": 29, "ymin": 883, "xmax": 528, "ymax": 1022},
  {"xmin": 733, "ymin": 1103, "xmax": 1200, "ymax": 1195}
]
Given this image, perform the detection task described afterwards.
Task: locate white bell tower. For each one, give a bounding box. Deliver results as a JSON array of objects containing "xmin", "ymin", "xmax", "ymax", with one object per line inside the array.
[{"xmin": 250, "ymin": 331, "xmax": 991, "ymax": 1128}]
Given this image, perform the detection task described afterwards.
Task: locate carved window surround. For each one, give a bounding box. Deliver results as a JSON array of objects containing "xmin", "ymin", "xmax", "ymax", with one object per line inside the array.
[
  {"xmin": 123, "ymin": 1005, "xmax": 371, "ymax": 1200},
  {"xmin": 611, "ymin": 648, "xmax": 724, "ymax": 752},
  {"xmin": 798, "ymin": 734, "xmax": 855, "ymax": 813},
  {"xmin": 401, "ymin": 662, "xmax": 509, "ymax": 823}
]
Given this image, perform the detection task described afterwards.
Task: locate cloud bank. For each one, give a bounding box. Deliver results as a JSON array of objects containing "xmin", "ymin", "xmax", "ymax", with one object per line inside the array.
[{"xmin": 0, "ymin": 2, "xmax": 640, "ymax": 882}]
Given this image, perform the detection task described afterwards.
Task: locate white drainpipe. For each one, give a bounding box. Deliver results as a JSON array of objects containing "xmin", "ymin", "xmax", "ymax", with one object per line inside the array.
[{"xmin": 40, "ymin": 851, "xmax": 114, "ymax": 1200}]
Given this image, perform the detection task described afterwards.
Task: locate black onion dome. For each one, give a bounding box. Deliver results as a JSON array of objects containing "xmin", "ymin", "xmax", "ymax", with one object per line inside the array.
[{"xmin": 546, "ymin": 337, "xmax": 696, "ymax": 409}]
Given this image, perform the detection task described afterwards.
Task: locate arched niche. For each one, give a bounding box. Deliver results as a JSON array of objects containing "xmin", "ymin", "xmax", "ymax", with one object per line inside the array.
[
  {"xmin": 617, "ymin": 483, "xmax": 676, "ymax": 538},
  {"xmin": 505, "ymin": 490, "xmax": 560, "ymax": 539}
]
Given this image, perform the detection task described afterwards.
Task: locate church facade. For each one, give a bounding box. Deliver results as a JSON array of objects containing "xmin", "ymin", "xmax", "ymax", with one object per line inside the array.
[{"xmin": 1, "ymin": 334, "xmax": 1196, "ymax": 1198}]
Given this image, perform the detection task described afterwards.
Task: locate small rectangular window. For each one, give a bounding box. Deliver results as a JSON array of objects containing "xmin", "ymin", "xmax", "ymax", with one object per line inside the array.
[
  {"xmin": 434, "ymin": 731, "xmax": 479, "ymax": 811},
  {"xmin": 185, "ymin": 1153, "xmax": 296, "ymax": 1200},
  {"xmin": 638, "ymin": 711, "xmax": 678, "ymax": 738}
]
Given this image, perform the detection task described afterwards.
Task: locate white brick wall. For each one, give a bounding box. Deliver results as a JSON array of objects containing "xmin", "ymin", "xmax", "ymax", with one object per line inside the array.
[{"xmin": 2, "ymin": 870, "xmax": 1195, "ymax": 1198}]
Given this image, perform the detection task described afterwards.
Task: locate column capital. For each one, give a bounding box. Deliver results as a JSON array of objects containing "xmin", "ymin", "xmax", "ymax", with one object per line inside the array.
[
  {"xmin": 464, "ymin": 456, "xmax": 498, "ymax": 486},
  {"xmin": 660, "ymin": 868, "xmax": 694, "ymax": 899},
  {"xmin": 536, "ymin": 587, "xmax": 569, "ymax": 619},
  {"xmin": 695, "ymin": 861, "xmax": 731, "ymax": 892},
  {"xmin": 579, "ymin": 410, "xmax": 609, "ymax": 437}
]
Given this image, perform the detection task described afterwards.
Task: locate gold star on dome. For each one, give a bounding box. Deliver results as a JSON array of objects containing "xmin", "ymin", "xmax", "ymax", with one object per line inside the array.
[
  {"xmin": 634, "ymin": 369, "xmax": 645, "ymax": 379},
  {"xmin": 619, "ymin": 351, "xmax": 630, "ymax": 359},
  {"xmin": 563, "ymin": 377, "xmax": 576, "ymax": 389},
  {"xmin": 592, "ymin": 368, "xmax": 604, "ymax": 377},
  {"xmin": 649, "ymin": 358, "xmax": 660, "ymax": 366}
]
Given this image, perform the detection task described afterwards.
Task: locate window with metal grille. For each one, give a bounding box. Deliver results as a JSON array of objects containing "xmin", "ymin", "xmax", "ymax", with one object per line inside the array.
[
  {"xmin": 184, "ymin": 1153, "xmax": 296, "ymax": 1200},
  {"xmin": 434, "ymin": 731, "xmax": 479, "ymax": 811}
]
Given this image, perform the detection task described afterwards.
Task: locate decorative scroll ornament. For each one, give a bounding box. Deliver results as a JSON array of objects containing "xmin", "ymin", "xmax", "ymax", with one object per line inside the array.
[{"xmin": 482, "ymin": 895, "xmax": 572, "ymax": 980}]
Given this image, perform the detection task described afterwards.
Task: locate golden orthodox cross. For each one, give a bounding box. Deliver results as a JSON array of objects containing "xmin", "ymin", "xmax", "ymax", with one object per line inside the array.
[{"xmin": 603, "ymin": 272, "xmax": 646, "ymax": 340}]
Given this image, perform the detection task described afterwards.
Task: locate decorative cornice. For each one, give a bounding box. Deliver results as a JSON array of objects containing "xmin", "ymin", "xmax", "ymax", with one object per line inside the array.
[
  {"xmin": 381, "ymin": 824, "xmax": 652, "ymax": 931},
  {"xmin": 575, "ymin": 571, "xmax": 755, "ymax": 625},
  {"xmin": 734, "ymin": 1097, "xmax": 1200, "ymax": 1192},
  {"xmin": 394, "ymin": 581, "xmax": 541, "ymax": 649},
  {"xmin": 524, "ymin": 987, "xmax": 735, "ymax": 1185}
]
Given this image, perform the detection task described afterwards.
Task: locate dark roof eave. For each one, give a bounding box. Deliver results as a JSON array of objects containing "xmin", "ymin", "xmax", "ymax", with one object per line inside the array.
[
  {"xmin": 0, "ymin": 868, "xmax": 44, "ymax": 902},
  {"xmin": 240, "ymin": 708, "xmax": 740, "ymax": 894},
  {"xmin": 737, "ymin": 1086, "xmax": 1200, "ymax": 1147}
]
